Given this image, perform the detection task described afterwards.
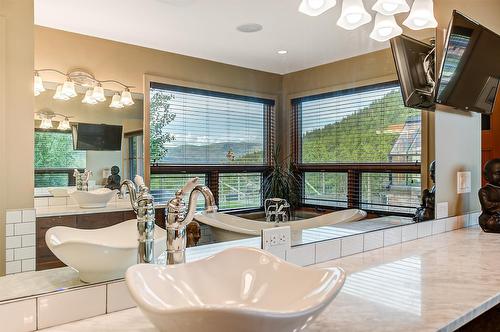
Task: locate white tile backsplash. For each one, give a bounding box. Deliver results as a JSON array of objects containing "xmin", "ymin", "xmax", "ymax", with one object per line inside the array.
[
  {"xmin": 21, "ymin": 259, "xmax": 36, "ymax": 272},
  {"xmin": 0, "ymin": 299, "xmax": 37, "ymax": 332},
  {"xmin": 6, "ymin": 236, "xmax": 22, "ymax": 249},
  {"xmin": 6, "ymin": 223, "xmax": 14, "ymax": 236},
  {"xmin": 14, "ymin": 246, "xmax": 35, "ymax": 260},
  {"xmin": 21, "ymin": 234, "xmax": 36, "ymax": 247},
  {"xmin": 341, "ymin": 234, "xmax": 363, "ymax": 257},
  {"xmin": 384, "ymin": 227, "xmax": 402, "ymax": 247},
  {"xmin": 14, "ymin": 222, "xmax": 35, "ymax": 236},
  {"xmin": 363, "ymin": 231, "xmax": 383, "ymax": 251},
  {"xmin": 432, "ymin": 219, "xmax": 446, "ymax": 235},
  {"xmin": 34, "ymin": 197, "xmax": 49, "ymax": 208},
  {"xmin": 315, "ymin": 239, "xmax": 341, "ymax": 264},
  {"xmin": 456, "ymin": 215, "xmax": 468, "ymax": 229},
  {"xmin": 48, "ymin": 197, "xmax": 67, "ymax": 207},
  {"xmin": 286, "ymin": 245, "xmax": 315, "ymax": 266},
  {"xmin": 6, "ymin": 210, "xmax": 22, "ymax": 223},
  {"xmin": 107, "ymin": 281, "xmax": 136, "ymax": 313},
  {"xmin": 6, "ymin": 249, "xmax": 13, "ymax": 262},
  {"xmin": 22, "ymin": 209, "xmax": 36, "ymax": 222},
  {"xmin": 445, "ymin": 217, "xmax": 459, "ymax": 232},
  {"xmin": 6, "ymin": 260, "xmax": 22, "ymax": 274},
  {"xmin": 402, "ymin": 224, "xmax": 418, "ymax": 242},
  {"xmin": 38, "ymin": 286, "xmax": 107, "ymax": 329},
  {"xmin": 417, "ymin": 221, "xmax": 432, "ymax": 238}
]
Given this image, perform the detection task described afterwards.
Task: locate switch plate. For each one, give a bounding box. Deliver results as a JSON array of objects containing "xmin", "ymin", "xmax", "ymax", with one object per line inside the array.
[
  {"xmin": 457, "ymin": 171, "xmax": 472, "ymax": 194},
  {"xmin": 261, "ymin": 226, "xmax": 291, "ymax": 254}
]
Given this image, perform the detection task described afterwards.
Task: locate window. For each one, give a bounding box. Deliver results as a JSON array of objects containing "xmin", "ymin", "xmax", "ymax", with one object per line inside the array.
[
  {"xmin": 34, "ymin": 130, "xmax": 86, "ymax": 187},
  {"xmin": 292, "ymin": 82, "xmax": 421, "ymax": 214},
  {"xmin": 149, "ymin": 82, "xmax": 275, "ymax": 210},
  {"xmin": 218, "ymin": 173, "xmax": 262, "ymax": 210},
  {"xmin": 150, "ymin": 173, "xmax": 207, "ymax": 203},
  {"xmin": 303, "ymin": 172, "xmax": 348, "ymax": 208},
  {"xmin": 124, "ymin": 132, "xmax": 144, "ymax": 180}
]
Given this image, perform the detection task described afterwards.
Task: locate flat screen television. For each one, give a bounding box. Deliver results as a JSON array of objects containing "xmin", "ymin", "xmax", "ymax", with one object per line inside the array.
[
  {"xmin": 72, "ymin": 123, "xmax": 123, "ymax": 151},
  {"xmin": 390, "ymin": 34, "xmax": 436, "ymax": 110},
  {"xmin": 435, "ymin": 10, "xmax": 500, "ymax": 114}
]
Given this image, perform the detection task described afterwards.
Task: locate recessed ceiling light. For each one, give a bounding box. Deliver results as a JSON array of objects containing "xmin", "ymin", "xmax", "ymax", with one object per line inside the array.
[
  {"xmin": 277, "ymin": 50, "xmax": 288, "ymax": 55},
  {"xmin": 236, "ymin": 23, "xmax": 263, "ymax": 33}
]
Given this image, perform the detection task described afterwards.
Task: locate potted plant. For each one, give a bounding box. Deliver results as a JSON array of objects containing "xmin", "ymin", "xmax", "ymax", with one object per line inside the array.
[{"xmin": 263, "ymin": 145, "xmax": 302, "ymax": 215}]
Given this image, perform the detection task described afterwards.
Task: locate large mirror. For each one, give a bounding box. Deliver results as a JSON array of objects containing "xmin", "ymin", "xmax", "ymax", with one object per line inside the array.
[{"xmin": 2, "ymin": 0, "xmax": 454, "ymax": 305}]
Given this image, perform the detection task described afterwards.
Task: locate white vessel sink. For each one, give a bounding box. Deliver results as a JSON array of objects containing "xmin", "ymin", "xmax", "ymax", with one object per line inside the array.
[
  {"xmin": 46, "ymin": 219, "xmax": 166, "ymax": 283},
  {"xmin": 126, "ymin": 247, "xmax": 345, "ymax": 332},
  {"xmin": 70, "ymin": 188, "xmax": 118, "ymax": 208}
]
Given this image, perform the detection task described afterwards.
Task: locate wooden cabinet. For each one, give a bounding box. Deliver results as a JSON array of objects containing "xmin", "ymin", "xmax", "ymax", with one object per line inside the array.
[{"xmin": 36, "ymin": 208, "xmax": 166, "ymax": 271}]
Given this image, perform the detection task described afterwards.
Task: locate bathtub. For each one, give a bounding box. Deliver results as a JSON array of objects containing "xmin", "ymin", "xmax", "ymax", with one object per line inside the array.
[
  {"xmin": 195, "ymin": 209, "xmax": 367, "ymax": 243},
  {"xmin": 46, "ymin": 219, "xmax": 167, "ymax": 283}
]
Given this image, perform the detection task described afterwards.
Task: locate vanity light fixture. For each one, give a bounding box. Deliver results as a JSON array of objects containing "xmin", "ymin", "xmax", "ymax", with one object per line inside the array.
[
  {"xmin": 110, "ymin": 93, "xmax": 125, "ymax": 109},
  {"xmin": 82, "ymin": 90, "xmax": 98, "ymax": 104},
  {"xmin": 61, "ymin": 79, "xmax": 77, "ymax": 98},
  {"xmin": 53, "ymin": 85, "xmax": 70, "ymax": 101},
  {"xmin": 40, "ymin": 114, "xmax": 54, "ymax": 129},
  {"xmin": 403, "ymin": 0, "xmax": 437, "ymax": 30},
  {"xmin": 34, "ymin": 72, "xmax": 45, "ymax": 96},
  {"xmin": 57, "ymin": 117, "xmax": 71, "ymax": 131},
  {"xmin": 34, "ymin": 69, "xmax": 135, "ymax": 108},
  {"xmin": 120, "ymin": 88, "xmax": 134, "ymax": 106},
  {"xmin": 337, "ymin": 0, "xmax": 372, "ymax": 30},
  {"xmin": 370, "ymin": 13, "xmax": 403, "ymax": 42},
  {"xmin": 372, "ymin": 0, "xmax": 409, "ymax": 16},
  {"xmin": 298, "ymin": 0, "xmax": 337, "ymax": 17},
  {"xmin": 91, "ymin": 84, "xmax": 106, "ymax": 102}
]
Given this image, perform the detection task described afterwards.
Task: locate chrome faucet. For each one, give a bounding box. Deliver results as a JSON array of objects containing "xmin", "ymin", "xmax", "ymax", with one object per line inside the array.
[
  {"xmin": 165, "ymin": 178, "xmax": 217, "ymax": 265},
  {"xmin": 120, "ymin": 175, "xmax": 156, "ymax": 264}
]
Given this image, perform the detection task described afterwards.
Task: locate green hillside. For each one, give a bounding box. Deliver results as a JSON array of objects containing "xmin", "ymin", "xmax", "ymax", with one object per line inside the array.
[{"xmin": 302, "ymin": 90, "xmax": 419, "ymax": 164}]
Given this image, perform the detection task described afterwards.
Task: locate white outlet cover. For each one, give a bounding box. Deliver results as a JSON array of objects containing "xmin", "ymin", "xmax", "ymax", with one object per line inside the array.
[
  {"xmin": 436, "ymin": 202, "xmax": 449, "ymax": 219},
  {"xmin": 457, "ymin": 171, "xmax": 472, "ymax": 194},
  {"xmin": 261, "ymin": 225, "xmax": 291, "ymax": 256}
]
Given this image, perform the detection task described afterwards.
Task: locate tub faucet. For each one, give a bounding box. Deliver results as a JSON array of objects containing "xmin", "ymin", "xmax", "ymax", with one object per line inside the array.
[
  {"xmin": 165, "ymin": 178, "xmax": 217, "ymax": 265},
  {"xmin": 120, "ymin": 175, "xmax": 156, "ymax": 264}
]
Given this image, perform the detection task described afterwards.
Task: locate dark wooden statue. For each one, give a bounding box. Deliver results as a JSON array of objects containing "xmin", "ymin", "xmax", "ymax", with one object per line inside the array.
[
  {"xmin": 105, "ymin": 166, "xmax": 121, "ymax": 190},
  {"xmin": 414, "ymin": 160, "xmax": 436, "ymax": 222},
  {"xmin": 186, "ymin": 221, "xmax": 201, "ymax": 247},
  {"xmin": 478, "ymin": 158, "xmax": 500, "ymax": 233}
]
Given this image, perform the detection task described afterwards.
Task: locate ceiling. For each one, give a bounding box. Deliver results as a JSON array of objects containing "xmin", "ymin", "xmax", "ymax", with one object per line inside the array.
[{"xmin": 35, "ymin": 0, "xmax": 431, "ymax": 74}]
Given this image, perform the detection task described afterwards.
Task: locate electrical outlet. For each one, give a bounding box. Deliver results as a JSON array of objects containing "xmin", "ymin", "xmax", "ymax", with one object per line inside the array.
[{"xmin": 261, "ymin": 226, "xmax": 291, "ymax": 253}]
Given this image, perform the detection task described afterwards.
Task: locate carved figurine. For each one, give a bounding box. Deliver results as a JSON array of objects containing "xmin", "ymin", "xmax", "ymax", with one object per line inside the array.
[
  {"xmin": 105, "ymin": 166, "xmax": 121, "ymax": 190},
  {"xmin": 186, "ymin": 221, "xmax": 201, "ymax": 247},
  {"xmin": 414, "ymin": 160, "xmax": 436, "ymax": 222},
  {"xmin": 478, "ymin": 158, "xmax": 500, "ymax": 233}
]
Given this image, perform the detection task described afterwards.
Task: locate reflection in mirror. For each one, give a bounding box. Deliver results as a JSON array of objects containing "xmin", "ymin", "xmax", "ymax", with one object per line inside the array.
[{"xmin": 1, "ymin": 0, "xmax": 448, "ymax": 307}]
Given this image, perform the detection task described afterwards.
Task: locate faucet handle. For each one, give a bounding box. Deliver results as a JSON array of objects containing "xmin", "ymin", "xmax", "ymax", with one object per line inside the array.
[
  {"xmin": 134, "ymin": 175, "xmax": 145, "ymax": 188},
  {"xmin": 179, "ymin": 177, "xmax": 199, "ymax": 197}
]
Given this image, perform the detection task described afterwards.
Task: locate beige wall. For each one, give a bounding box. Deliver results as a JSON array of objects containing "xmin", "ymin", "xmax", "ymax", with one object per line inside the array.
[
  {"xmin": 433, "ymin": 0, "xmax": 500, "ymax": 216},
  {"xmin": 0, "ymin": 0, "xmax": 34, "ymax": 276}
]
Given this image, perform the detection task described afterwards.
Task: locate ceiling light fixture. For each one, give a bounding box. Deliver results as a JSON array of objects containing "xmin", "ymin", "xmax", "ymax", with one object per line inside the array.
[
  {"xmin": 298, "ymin": 0, "xmax": 337, "ymax": 17},
  {"xmin": 92, "ymin": 84, "xmax": 106, "ymax": 102},
  {"xmin": 36, "ymin": 111, "xmax": 73, "ymax": 131},
  {"xmin": 403, "ymin": 0, "xmax": 437, "ymax": 30},
  {"xmin": 82, "ymin": 89, "xmax": 98, "ymax": 104},
  {"xmin": 370, "ymin": 13, "xmax": 403, "ymax": 42},
  {"xmin": 337, "ymin": 0, "xmax": 372, "ymax": 30},
  {"xmin": 39, "ymin": 115, "xmax": 54, "ymax": 129},
  {"xmin": 61, "ymin": 79, "xmax": 77, "ymax": 98},
  {"xmin": 372, "ymin": 0, "xmax": 409, "ymax": 16},
  {"xmin": 277, "ymin": 50, "xmax": 288, "ymax": 55},
  {"xmin": 110, "ymin": 93, "xmax": 124, "ymax": 109}
]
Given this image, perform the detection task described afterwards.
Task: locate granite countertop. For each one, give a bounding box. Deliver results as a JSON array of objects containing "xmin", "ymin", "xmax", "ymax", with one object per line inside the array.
[{"xmin": 40, "ymin": 226, "xmax": 500, "ymax": 332}]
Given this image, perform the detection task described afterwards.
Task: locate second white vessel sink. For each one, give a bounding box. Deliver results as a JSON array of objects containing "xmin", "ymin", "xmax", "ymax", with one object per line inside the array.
[
  {"xmin": 126, "ymin": 247, "xmax": 345, "ymax": 332},
  {"xmin": 70, "ymin": 188, "xmax": 118, "ymax": 208}
]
